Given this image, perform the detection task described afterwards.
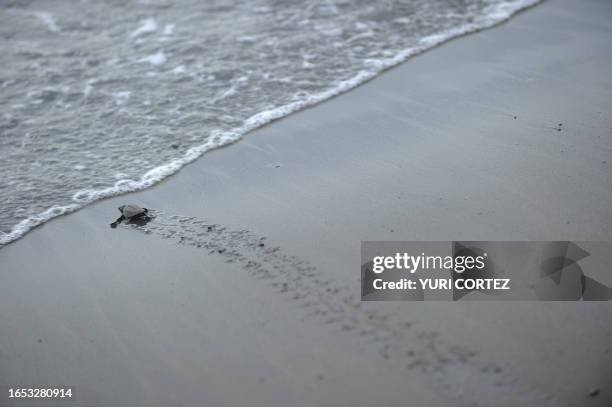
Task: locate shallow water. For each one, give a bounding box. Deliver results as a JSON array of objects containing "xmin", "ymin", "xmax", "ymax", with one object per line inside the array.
[{"xmin": 0, "ymin": 0, "xmax": 540, "ymax": 245}]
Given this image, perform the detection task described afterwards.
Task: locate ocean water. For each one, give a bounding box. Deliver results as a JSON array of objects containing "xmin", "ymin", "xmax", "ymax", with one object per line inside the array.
[{"xmin": 0, "ymin": 0, "xmax": 540, "ymax": 246}]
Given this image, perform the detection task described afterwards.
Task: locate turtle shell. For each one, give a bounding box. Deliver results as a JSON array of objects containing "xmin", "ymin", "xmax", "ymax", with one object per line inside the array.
[{"xmin": 119, "ymin": 204, "xmax": 146, "ymax": 219}]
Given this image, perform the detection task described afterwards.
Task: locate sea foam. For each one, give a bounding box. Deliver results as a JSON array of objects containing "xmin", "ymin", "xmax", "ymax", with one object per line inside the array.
[{"xmin": 0, "ymin": 0, "xmax": 541, "ymax": 247}]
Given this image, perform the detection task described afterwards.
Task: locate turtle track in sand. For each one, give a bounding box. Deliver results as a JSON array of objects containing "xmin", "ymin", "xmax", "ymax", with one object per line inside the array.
[{"xmin": 123, "ymin": 211, "xmax": 555, "ymax": 407}]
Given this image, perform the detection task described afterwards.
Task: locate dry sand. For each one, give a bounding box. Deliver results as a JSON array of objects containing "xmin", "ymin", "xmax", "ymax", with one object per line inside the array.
[{"xmin": 1, "ymin": 0, "xmax": 611, "ymax": 406}]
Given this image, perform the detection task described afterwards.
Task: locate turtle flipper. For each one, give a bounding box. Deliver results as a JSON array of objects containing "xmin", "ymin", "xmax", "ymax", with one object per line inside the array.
[{"xmin": 110, "ymin": 215, "xmax": 125, "ymax": 228}]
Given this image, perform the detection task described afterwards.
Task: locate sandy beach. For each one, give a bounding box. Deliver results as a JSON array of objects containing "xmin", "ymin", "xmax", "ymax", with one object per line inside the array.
[{"xmin": 1, "ymin": 0, "xmax": 611, "ymax": 406}]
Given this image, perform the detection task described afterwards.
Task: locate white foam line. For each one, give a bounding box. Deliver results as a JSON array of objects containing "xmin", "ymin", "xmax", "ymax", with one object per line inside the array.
[
  {"xmin": 0, "ymin": 204, "xmax": 80, "ymax": 246},
  {"xmin": 0, "ymin": 0, "xmax": 542, "ymax": 247}
]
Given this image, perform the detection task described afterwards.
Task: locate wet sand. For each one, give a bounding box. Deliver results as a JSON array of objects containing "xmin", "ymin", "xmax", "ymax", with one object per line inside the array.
[{"xmin": 1, "ymin": 0, "xmax": 612, "ymax": 406}]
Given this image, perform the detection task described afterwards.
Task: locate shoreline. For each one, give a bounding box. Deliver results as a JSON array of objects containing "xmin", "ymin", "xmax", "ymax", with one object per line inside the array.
[
  {"xmin": 2, "ymin": 0, "xmax": 612, "ymax": 406},
  {"xmin": 0, "ymin": 0, "xmax": 543, "ymax": 248}
]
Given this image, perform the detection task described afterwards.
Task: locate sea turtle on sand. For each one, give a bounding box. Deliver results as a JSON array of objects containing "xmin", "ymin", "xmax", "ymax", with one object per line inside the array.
[{"xmin": 110, "ymin": 204, "xmax": 151, "ymax": 228}]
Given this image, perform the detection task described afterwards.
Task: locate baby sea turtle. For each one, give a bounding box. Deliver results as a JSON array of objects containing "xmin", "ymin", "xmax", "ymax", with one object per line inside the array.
[{"xmin": 110, "ymin": 204, "xmax": 151, "ymax": 228}]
